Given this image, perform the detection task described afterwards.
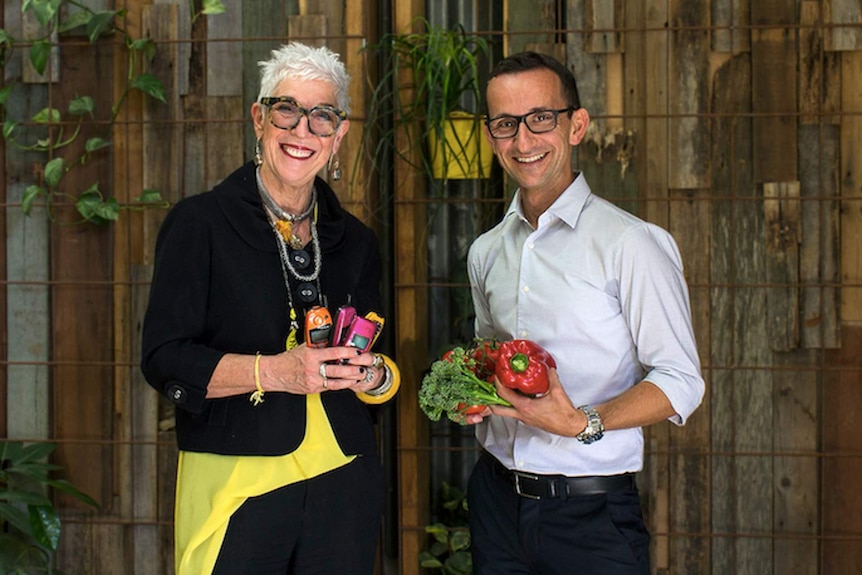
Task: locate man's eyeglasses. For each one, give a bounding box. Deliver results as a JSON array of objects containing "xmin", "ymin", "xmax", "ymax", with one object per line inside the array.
[
  {"xmin": 259, "ymin": 96, "xmax": 347, "ymax": 137},
  {"xmin": 485, "ymin": 107, "xmax": 574, "ymax": 139}
]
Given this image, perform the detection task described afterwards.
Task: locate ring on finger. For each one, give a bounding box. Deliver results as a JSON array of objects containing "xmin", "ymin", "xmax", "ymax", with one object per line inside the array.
[
  {"xmin": 372, "ymin": 353, "xmax": 384, "ymax": 370},
  {"xmin": 364, "ymin": 369, "xmax": 375, "ymax": 384},
  {"xmin": 319, "ymin": 363, "xmax": 328, "ymax": 388}
]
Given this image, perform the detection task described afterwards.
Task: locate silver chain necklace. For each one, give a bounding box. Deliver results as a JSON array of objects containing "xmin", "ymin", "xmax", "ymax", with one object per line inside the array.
[
  {"xmin": 256, "ymin": 167, "xmax": 316, "ymax": 223},
  {"xmin": 270, "ymin": 215, "xmax": 323, "ymax": 283}
]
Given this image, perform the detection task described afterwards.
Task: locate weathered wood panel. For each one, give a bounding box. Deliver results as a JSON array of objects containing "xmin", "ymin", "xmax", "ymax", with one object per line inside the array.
[
  {"xmin": 798, "ymin": 124, "xmax": 841, "ymax": 349},
  {"xmin": 504, "ymin": 0, "xmax": 555, "ymax": 56},
  {"xmin": 567, "ymin": 0, "xmax": 607, "ymax": 127},
  {"xmin": 773, "ymin": 349, "xmax": 819, "ymax": 575},
  {"xmin": 751, "ymin": 1, "xmax": 797, "ymax": 184},
  {"xmin": 51, "ymin": 39, "xmax": 115, "ymax": 510},
  {"xmin": 669, "ymin": 188, "xmax": 711, "ymax": 575},
  {"xmin": 584, "ymin": 0, "xmax": 623, "ymax": 54},
  {"xmin": 392, "ymin": 4, "xmax": 430, "ymax": 574},
  {"xmin": 206, "ymin": 0, "xmax": 243, "ymax": 97},
  {"xmin": 711, "ymin": 0, "xmax": 749, "ymax": 53},
  {"xmin": 825, "ymin": 0, "xmax": 862, "ymax": 51},
  {"xmin": 710, "ymin": 52, "xmax": 774, "ymax": 575},
  {"xmin": 763, "ymin": 181, "xmax": 800, "ymax": 352},
  {"xmin": 643, "ymin": 0, "xmax": 669, "ymax": 228},
  {"xmin": 800, "ymin": 2, "xmax": 841, "ymax": 125},
  {"xmin": 668, "ymin": 0, "xmax": 710, "ymax": 191},
  {"xmin": 3, "ymin": 4, "xmax": 51, "ymax": 442},
  {"xmin": 841, "ymin": 51, "xmax": 862, "ymax": 322},
  {"xmin": 822, "ymin": 325, "xmax": 862, "ymax": 575}
]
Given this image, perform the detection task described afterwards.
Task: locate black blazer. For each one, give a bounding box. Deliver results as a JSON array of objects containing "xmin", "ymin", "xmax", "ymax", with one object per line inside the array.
[{"xmin": 141, "ymin": 162, "xmax": 384, "ymax": 457}]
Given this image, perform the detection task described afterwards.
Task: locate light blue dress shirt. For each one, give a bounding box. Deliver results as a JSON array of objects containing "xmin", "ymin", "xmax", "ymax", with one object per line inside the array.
[{"xmin": 467, "ymin": 173, "xmax": 705, "ymax": 476}]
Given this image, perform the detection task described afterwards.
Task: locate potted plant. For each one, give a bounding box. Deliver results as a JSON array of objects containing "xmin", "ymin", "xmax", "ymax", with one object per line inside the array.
[
  {"xmin": 419, "ymin": 482, "xmax": 473, "ymax": 574},
  {"xmin": 359, "ymin": 18, "xmax": 493, "ymax": 186}
]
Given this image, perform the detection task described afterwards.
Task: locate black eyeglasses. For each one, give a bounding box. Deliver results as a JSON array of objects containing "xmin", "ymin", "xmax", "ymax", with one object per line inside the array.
[
  {"xmin": 259, "ymin": 96, "xmax": 347, "ymax": 137},
  {"xmin": 485, "ymin": 107, "xmax": 574, "ymax": 139}
]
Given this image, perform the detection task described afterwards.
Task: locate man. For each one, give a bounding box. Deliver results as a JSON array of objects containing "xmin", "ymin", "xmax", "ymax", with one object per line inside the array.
[{"xmin": 464, "ymin": 51, "xmax": 705, "ymax": 574}]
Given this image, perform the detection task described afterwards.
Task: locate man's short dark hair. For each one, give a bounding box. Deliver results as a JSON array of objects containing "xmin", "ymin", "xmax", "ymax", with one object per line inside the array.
[{"xmin": 488, "ymin": 51, "xmax": 581, "ymax": 110}]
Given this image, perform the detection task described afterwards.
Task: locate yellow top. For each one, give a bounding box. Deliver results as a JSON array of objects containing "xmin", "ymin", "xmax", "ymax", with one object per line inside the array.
[{"xmin": 174, "ymin": 393, "xmax": 353, "ymax": 575}]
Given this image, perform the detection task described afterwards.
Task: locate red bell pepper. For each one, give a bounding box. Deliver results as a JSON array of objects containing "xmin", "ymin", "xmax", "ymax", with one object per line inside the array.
[
  {"xmin": 495, "ymin": 339, "xmax": 556, "ymax": 396},
  {"xmin": 468, "ymin": 338, "xmax": 500, "ymax": 381}
]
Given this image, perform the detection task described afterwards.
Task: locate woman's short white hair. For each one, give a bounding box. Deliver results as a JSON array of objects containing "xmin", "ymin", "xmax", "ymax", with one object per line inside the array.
[{"xmin": 257, "ymin": 43, "xmax": 351, "ymax": 115}]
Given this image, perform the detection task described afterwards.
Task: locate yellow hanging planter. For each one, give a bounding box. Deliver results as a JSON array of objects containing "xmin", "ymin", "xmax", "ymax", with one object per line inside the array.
[{"xmin": 428, "ymin": 110, "xmax": 494, "ymax": 180}]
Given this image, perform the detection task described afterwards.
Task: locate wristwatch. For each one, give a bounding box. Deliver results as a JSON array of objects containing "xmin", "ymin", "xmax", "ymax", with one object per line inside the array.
[{"xmin": 575, "ymin": 405, "xmax": 604, "ymax": 444}]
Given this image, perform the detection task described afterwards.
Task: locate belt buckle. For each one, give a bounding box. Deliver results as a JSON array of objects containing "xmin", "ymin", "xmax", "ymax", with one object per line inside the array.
[{"xmin": 513, "ymin": 471, "xmax": 542, "ymax": 500}]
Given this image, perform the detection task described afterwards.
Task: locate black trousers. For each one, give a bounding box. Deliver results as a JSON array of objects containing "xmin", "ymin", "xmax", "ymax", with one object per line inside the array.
[
  {"xmin": 467, "ymin": 453, "xmax": 650, "ymax": 575},
  {"xmin": 211, "ymin": 454, "xmax": 384, "ymax": 575}
]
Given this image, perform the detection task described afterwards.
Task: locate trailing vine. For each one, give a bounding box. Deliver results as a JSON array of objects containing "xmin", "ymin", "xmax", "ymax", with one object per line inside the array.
[{"xmin": 0, "ymin": 0, "xmax": 226, "ymax": 224}]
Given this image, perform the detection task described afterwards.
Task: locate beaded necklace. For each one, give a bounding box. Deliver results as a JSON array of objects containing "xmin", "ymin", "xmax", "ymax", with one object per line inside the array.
[{"xmin": 256, "ymin": 168, "xmax": 324, "ymax": 349}]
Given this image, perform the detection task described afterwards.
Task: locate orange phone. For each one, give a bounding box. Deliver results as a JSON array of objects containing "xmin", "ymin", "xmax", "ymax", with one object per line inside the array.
[{"xmin": 305, "ymin": 306, "xmax": 333, "ymax": 348}]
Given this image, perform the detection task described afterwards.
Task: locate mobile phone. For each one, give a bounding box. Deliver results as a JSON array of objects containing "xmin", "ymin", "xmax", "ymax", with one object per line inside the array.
[
  {"xmin": 305, "ymin": 306, "xmax": 333, "ymax": 348},
  {"xmin": 332, "ymin": 304, "xmax": 357, "ymax": 346},
  {"xmin": 341, "ymin": 316, "xmax": 379, "ymax": 352},
  {"xmin": 363, "ymin": 311, "xmax": 385, "ymax": 348}
]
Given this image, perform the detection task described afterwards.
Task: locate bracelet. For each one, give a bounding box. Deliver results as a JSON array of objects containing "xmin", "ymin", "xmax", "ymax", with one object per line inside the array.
[
  {"xmin": 250, "ymin": 352, "xmax": 264, "ymax": 406},
  {"xmin": 356, "ymin": 354, "xmax": 400, "ymax": 405},
  {"xmin": 365, "ymin": 365, "xmax": 393, "ymax": 396}
]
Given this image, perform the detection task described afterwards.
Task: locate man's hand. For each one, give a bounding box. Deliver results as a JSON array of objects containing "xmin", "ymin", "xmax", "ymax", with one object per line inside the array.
[{"xmin": 462, "ymin": 369, "xmax": 587, "ymax": 437}]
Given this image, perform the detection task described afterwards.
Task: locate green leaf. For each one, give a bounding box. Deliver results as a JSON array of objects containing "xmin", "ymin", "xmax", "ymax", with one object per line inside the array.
[
  {"xmin": 444, "ymin": 551, "xmax": 473, "ymax": 574},
  {"xmin": 136, "ymin": 188, "xmax": 162, "ymax": 203},
  {"xmin": 32, "ymin": 107, "xmax": 61, "ymax": 123},
  {"xmin": 19, "ymin": 183, "xmax": 40, "ymax": 212},
  {"xmin": 58, "ymin": 9, "xmax": 92, "ymax": 33},
  {"xmin": 130, "ymin": 73, "xmax": 166, "ymax": 103},
  {"xmin": 449, "ymin": 529, "xmax": 470, "ymax": 552},
  {"xmin": 3, "ymin": 120, "xmax": 18, "ymax": 140},
  {"xmin": 29, "ymin": 39, "xmax": 51, "ymax": 76},
  {"xmin": 68, "ymin": 96, "xmax": 95, "ymax": 116},
  {"xmin": 85, "ymin": 137, "xmax": 110, "ymax": 153},
  {"xmin": 201, "ymin": 0, "xmax": 227, "ymax": 15},
  {"xmin": 14, "ymin": 442, "xmax": 57, "ymax": 465},
  {"xmin": 418, "ymin": 551, "xmax": 444, "ymax": 569},
  {"xmin": 29, "ymin": 505, "xmax": 61, "ymax": 551},
  {"xmin": 0, "ymin": 84, "xmax": 12, "ymax": 105},
  {"xmin": 85, "ymin": 10, "xmax": 118, "ymax": 43},
  {"xmin": 43, "ymin": 157, "xmax": 65, "ymax": 187},
  {"xmin": 0, "ymin": 501, "xmax": 33, "ymax": 536},
  {"xmin": 25, "ymin": 0, "xmax": 61, "ymax": 27},
  {"xmin": 47, "ymin": 479, "xmax": 99, "ymax": 508}
]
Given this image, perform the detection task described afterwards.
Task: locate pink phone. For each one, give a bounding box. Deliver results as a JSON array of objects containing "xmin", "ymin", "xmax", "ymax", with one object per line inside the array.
[
  {"xmin": 332, "ymin": 304, "xmax": 357, "ymax": 346},
  {"xmin": 341, "ymin": 316, "xmax": 379, "ymax": 352}
]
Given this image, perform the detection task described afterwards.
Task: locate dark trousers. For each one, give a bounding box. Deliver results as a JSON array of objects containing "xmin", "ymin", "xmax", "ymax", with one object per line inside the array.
[
  {"xmin": 212, "ymin": 454, "xmax": 384, "ymax": 575},
  {"xmin": 467, "ymin": 453, "xmax": 650, "ymax": 575}
]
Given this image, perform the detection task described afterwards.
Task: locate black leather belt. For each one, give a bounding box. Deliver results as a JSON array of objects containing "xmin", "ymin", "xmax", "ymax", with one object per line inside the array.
[{"xmin": 489, "ymin": 455, "xmax": 636, "ymax": 499}]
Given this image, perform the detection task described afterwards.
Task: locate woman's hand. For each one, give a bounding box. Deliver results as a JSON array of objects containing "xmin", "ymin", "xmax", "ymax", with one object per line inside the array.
[{"xmin": 261, "ymin": 344, "xmax": 383, "ymax": 395}]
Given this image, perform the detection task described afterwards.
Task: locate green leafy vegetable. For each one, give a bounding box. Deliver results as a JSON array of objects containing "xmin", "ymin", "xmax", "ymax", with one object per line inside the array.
[{"xmin": 419, "ymin": 346, "xmax": 511, "ymax": 423}]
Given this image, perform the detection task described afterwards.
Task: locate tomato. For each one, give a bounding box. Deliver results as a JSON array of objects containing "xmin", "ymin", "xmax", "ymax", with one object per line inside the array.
[
  {"xmin": 457, "ymin": 402, "xmax": 486, "ymax": 415},
  {"xmin": 468, "ymin": 339, "xmax": 500, "ymax": 379}
]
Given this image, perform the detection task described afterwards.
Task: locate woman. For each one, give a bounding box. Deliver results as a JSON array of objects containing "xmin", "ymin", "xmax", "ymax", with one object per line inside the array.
[{"xmin": 141, "ymin": 43, "xmax": 399, "ymax": 575}]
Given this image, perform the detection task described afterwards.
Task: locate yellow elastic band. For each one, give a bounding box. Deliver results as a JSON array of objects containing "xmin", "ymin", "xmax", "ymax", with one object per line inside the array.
[
  {"xmin": 356, "ymin": 354, "xmax": 400, "ymax": 405},
  {"xmin": 250, "ymin": 352, "xmax": 264, "ymax": 406}
]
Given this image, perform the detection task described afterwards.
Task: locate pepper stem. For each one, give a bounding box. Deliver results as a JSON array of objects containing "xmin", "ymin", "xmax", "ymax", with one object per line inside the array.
[{"xmin": 509, "ymin": 352, "xmax": 529, "ymax": 373}]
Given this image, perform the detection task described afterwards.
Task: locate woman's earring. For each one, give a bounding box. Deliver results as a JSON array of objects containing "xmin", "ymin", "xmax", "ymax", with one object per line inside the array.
[
  {"xmin": 328, "ymin": 154, "xmax": 342, "ymax": 181},
  {"xmin": 254, "ymin": 139, "xmax": 263, "ymax": 166}
]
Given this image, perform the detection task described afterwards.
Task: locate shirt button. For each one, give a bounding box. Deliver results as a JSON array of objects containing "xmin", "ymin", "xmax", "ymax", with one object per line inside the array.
[
  {"xmin": 517, "ymin": 460, "xmax": 525, "ymax": 467},
  {"xmin": 522, "ymin": 285, "xmax": 530, "ymax": 293},
  {"xmin": 520, "ymin": 331, "xmax": 528, "ymax": 338},
  {"xmin": 527, "ymin": 242, "xmax": 534, "ymax": 249}
]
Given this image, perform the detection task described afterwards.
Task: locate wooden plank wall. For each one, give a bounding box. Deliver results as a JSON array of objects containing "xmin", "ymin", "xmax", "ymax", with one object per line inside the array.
[{"xmin": 2, "ymin": 1, "xmax": 861, "ymax": 574}]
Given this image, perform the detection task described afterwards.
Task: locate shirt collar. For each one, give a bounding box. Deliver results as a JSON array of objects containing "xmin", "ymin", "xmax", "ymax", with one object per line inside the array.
[{"xmin": 505, "ymin": 172, "xmax": 592, "ymax": 229}]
